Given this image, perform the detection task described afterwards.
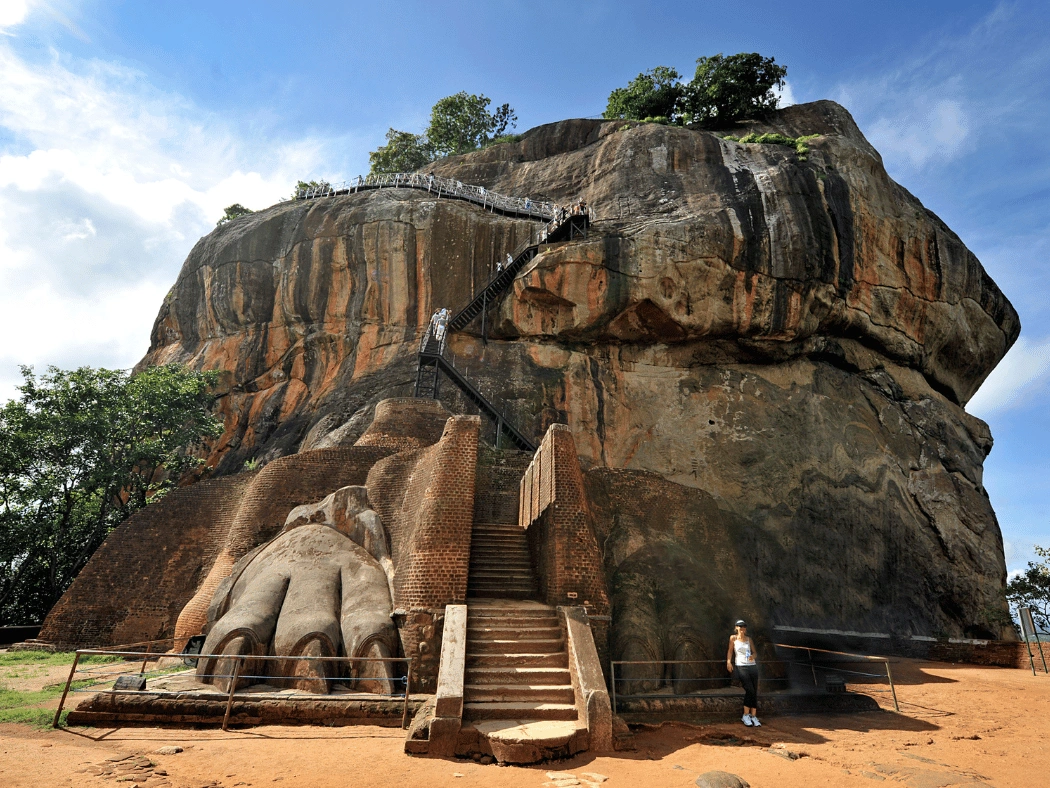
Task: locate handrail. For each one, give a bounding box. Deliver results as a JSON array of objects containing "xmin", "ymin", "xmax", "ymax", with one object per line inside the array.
[{"xmin": 297, "ymin": 172, "xmax": 562, "ymax": 222}]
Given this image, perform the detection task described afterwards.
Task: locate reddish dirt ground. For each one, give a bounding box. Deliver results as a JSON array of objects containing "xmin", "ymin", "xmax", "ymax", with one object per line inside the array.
[{"xmin": 2, "ymin": 659, "xmax": 1048, "ymax": 788}]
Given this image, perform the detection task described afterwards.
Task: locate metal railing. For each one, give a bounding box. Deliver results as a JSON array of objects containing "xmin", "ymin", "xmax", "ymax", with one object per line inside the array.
[
  {"xmin": 53, "ymin": 644, "xmax": 414, "ymax": 730},
  {"xmin": 609, "ymin": 659, "xmax": 791, "ymax": 715},
  {"xmin": 774, "ymin": 643, "xmax": 900, "ymax": 712},
  {"xmin": 295, "ymin": 172, "xmax": 560, "ymax": 221}
]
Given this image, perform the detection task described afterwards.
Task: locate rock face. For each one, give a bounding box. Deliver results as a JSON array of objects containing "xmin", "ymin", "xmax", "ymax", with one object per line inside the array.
[{"xmin": 141, "ymin": 100, "xmax": 1019, "ymax": 651}]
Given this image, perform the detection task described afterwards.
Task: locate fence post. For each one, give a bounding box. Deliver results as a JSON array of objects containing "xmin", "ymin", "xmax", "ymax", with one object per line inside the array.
[
  {"xmin": 807, "ymin": 649, "xmax": 817, "ymax": 687},
  {"xmin": 52, "ymin": 652, "xmax": 81, "ymax": 728},
  {"xmin": 139, "ymin": 641, "xmax": 153, "ymax": 675},
  {"xmin": 222, "ymin": 657, "xmax": 244, "ymax": 731},
  {"xmin": 401, "ymin": 660, "xmax": 413, "ymax": 729},
  {"xmin": 610, "ymin": 661, "xmax": 617, "ymax": 716},
  {"xmin": 884, "ymin": 659, "xmax": 900, "ymax": 712},
  {"xmin": 1033, "ymin": 630, "xmax": 1049, "ymax": 674}
]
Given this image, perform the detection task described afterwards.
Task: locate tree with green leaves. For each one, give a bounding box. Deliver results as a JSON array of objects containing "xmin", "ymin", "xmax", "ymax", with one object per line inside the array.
[
  {"xmin": 368, "ymin": 129, "xmax": 433, "ymax": 175},
  {"xmin": 681, "ymin": 53, "xmax": 787, "ymax": 128},
  {"xmin": 425, "ymin": 92, "xmax": 516, "ymax": 157},
  {"xmin": 602, "ymin": 53, "xmax": 787, "ymax": 128},
  {"xmin": 367, "ymin": 92, "xmax": 517, "ymax": 175},
  {"xmin": 216, "ymin": 204, "xmax": 254, "ymax": 226},
  {"xmin": 1007, "ymin": 546, "xmax": 1050, "ymax": 633},
  {"xmin": 603, "ymin": 66, "xmax": 684, "ymax": 122},
  {"xmin": 0, "ymin": 364, "xmax": 223, "ymax": 625},
  {"xmin": 293, "ymin": 180, "xmax": 332, "ymax": 198}
]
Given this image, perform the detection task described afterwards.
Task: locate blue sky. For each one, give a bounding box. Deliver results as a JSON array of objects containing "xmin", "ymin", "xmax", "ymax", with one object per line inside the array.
[{"xmin": 0, "ymin": 1, "xmax": 1047, "ymax": 573}]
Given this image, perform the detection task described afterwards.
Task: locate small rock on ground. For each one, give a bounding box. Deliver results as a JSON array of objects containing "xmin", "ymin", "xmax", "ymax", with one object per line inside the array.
[
  {"xmin": 155, "ymin": 746, "xmax": 183, "ymax": 755},
  {"xmin": 695, "ymin": 771, "xmax": 750, "ymax": 788}
]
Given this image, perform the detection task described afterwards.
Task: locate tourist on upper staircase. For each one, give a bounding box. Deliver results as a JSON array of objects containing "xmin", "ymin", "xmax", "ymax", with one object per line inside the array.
[{"xmin": 506, "ymin": 253, "xmax": 513, "ymax": 268}]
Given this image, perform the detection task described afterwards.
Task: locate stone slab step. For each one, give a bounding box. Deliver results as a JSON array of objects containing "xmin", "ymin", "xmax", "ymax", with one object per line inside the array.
[
  {"xmin": 465, "ymin": 684, "xmax": 576, "ymax": 704},
  {"xmin": 467, "ymin": 589, "xmax": 538, "ymax": 600},
  {"xmin": 468, "ymin": 626, "xmax": 563, "ymax": 639},
  {"xmin": 469, "ymin": 570, "xmax": 535, "ymax": 581},
  {"xmin": 469, "ymin": 638, "xmax": 563, "ymax": 654},
  {"xmin": 463, "ymin": 702, "xmax": 578, "ymax": 722},
  {"xmin": 467, "ymin": 652, "xmax": 568, "ymax": 668},
  {"xmin": 466, "ymin": 666, "xmax": 571, "ymax": 685}
]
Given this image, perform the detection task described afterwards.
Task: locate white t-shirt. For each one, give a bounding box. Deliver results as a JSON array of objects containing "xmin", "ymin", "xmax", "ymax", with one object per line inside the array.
[{"xmin": 733, "ymin": 637, "xmax": 756, "ymax": 666}]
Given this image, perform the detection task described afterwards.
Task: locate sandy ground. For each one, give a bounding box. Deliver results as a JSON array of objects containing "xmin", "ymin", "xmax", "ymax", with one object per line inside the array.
[{"xmin": 1, "ymin": 659, "xmax": 1048, "ymax": 788}]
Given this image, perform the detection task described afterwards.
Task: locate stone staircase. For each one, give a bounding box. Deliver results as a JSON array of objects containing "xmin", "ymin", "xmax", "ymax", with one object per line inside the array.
[
  {"xmin": 463, "ymin": 600, "xmax": 577, "ymax": 725},
  {"xmin": 467, "ymin": 448, "xmax": 537, "ymax": 600}
]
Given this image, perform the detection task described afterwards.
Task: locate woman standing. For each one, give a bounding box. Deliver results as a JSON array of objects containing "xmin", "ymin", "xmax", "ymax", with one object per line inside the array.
[{"xmin": 726, "ymin": 619, "xmax": 760, "ymax": 726}]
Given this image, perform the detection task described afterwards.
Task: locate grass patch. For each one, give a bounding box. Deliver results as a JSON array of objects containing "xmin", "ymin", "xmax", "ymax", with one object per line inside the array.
[
  {"xmin": 723, "ymin": 132, "xmax": 821, "ymax": 160},
  {"xmin": 0, "ymin": 651, "xmax": 121, "ymax": 667}
]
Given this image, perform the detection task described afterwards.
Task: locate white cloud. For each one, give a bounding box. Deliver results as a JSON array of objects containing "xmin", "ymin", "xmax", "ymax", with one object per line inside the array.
[
  {"xmin": 0, "ymin": 1, "xmax": 32, "ymax": 30},
  {"xmin": 0, "ymin": 40, "xmax": 355, "ymax": 402},
  {"xmin": 967, "ymin": 336, "xmax": 1050, "ymax": 418},
  {"xmin": 867, "ymin": 98, "xmax": 971, "ymax": 169},
  {"xmin": 774, "ymin": 80, "xmax": 796, "ymax": 108}
]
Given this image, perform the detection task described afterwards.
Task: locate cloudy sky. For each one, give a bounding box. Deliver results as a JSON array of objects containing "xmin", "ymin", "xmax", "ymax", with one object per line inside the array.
[{"xmin": 1, "ymin": 1, "xmax": 1047, "ymax": 572}]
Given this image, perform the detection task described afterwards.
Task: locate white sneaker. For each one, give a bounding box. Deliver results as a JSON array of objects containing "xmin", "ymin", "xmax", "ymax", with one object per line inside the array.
[
  {"xmin": 742, "ymin": 714, "xmax": 753, "ymax": 726},
  {"xmin": 751, "ymin": 716, "xmax": 761, "ymax": 726}
]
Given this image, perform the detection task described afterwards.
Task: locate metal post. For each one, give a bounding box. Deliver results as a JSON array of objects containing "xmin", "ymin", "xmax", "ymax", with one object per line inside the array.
[
  {"xmin": 1023, "ymin": 633, "xmax": 1038, "ymax": 676},
  {"xmin": 884, "ymin": 659, "xmax": 900, "ymax": 712},
  {"xmin": 222, "ymin": 657, "xmax": 244, "ymax": 731},
  {"xmin": 1033, "ymin": 629, "xmax": 1049, "ymax": 674},
  {"xmin": 139, "ymin": 641, "xmax": 153, "ymax": 675},
  {"xmin": 401, "ymin": 661, "xmax": 413, "ymax": 729},
  {"xmin": 481, "ymin": 290, "xmax": 487, "ymax": 343},
  {"xmin": 52, "ymin": 652, "xmax": 81, "ymax": 728},
  {"xmin": 610, "ymin": 661, "xmax": 617, "ymax": 715},
  {"xmin": 808, "ymin": 649, "xmax": 817, "ymax": 687}
]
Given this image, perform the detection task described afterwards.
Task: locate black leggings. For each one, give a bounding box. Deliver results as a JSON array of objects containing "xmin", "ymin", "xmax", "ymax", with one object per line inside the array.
[{"xmin": 735, "ymin": 664, "xmax": 758, "ymax": 709}]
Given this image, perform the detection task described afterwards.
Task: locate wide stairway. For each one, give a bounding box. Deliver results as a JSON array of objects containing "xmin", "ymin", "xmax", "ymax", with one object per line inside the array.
[
  {"xmin": 463, "ymin": 600, "xmax": 577, "ymax": 726},
  {"xmin": 461, "ymin": 451, "xmax": 583, "ymax": 757}
]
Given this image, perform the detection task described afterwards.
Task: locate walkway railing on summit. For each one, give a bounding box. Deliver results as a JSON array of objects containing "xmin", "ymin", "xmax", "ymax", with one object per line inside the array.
[{"xmin": 295, "ymin": 172, "xmax": 579, "ymax": 223}]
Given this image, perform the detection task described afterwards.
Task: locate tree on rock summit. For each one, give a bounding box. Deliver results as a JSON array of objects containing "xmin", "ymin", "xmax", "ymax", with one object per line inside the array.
[
  {"xmin": 604, "ymin": 52, "xmax": 787, "ymax": 128},
  {"xmin": 368, "ymin": 91, "xmax": 517, "ymax": 175}
]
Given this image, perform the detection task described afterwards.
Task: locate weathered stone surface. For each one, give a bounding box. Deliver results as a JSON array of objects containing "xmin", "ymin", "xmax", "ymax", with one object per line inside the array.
[
  {"xmin": 135, "ymin": 101, "xmax": 1016, "ymax": 663},
  {"xmin": 695, "ymin": 771, "xmax": 750, "ymax": 788}
]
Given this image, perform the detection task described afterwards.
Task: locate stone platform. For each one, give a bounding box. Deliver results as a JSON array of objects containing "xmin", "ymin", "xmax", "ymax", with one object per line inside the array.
[
  {"xmin": 67, "ymin": 670, "xmax": 426, "ymax": 728},
  {"xmin": 614, "ymin": 689, "xmax": 880, "ymax": 724}
]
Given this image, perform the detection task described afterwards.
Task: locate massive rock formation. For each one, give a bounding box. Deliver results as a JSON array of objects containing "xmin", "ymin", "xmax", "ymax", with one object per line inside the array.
[{"xmin": 135, "ymin": 100, "xmax": 1017, "ymax": 660}]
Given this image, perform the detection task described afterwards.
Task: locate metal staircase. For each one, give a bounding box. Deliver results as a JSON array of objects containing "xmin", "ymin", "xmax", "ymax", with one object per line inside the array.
[{"xmin": 411, "ymin": 180, "xmax": 592, "ymax": 452}]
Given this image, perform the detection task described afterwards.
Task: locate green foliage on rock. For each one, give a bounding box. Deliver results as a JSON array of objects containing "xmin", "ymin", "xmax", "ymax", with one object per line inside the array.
[
  {"xmin": 367, "ymin": 92, "xmax": 517, "ymax": 175},
  {"xmin": 293, "ymin": 179, "xmax": 332, "ymax": 198},
  {"xmin": 603, "ymin": 66, "xmax": 684, "ymax": 122},
  {"xmin": 603, "ymin": 53, "xmax": 787, "ymax": 129},
  {"xmin": 216, "ymin": 203, "xmax": 254, "ymax": 226},
  {"xmin": 1007, "ymin": 545, "xmax": 1050, "ymax": 632},
  {"xmin": 682, "ymin": 53, "xmax": 787, "ymax": 127},
  {"xmin": 368, "ymin": 129, "xmax": 433, "ymax": 175},
  {"xmin": 0, "ymin": 365, "xmax": 223, "ymax": 626},
  {"xmin": 724, "ymin": 132, "xmax": 820, "ymax": 160}
]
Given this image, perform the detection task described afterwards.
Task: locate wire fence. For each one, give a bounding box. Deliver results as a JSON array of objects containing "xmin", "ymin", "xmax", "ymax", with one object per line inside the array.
[
  {"xmin": 610, "ymin": 645, "xmax": 901, "ymax": 714},
  {"xmin": 609, "ymin": 659, "xmax": 791, "ymax": 715},
  {"xmin": 53, "ymin": 642, "xmax": 413, "ymax": 730},
  {"xmin": 774, "ymin": 643, "xmax": 900, "ymax": 711}
]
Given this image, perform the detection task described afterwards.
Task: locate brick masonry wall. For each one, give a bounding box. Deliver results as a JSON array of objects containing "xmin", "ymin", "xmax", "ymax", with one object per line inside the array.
[
  {"xmin": 38, "ymin": 473, "xmax": 256, "ymax": 650},
  {"xmin": 474, "ymin": 446, "xmax": 532, "ymax": 525},
  {"xmin": 521, "ymin": 425, "xmax": 610, "ymax": 635},
  {"xmin": 928, "ymin": 639, "xmax": 1050, "ymax": 669},
  {"xmin": 366, "ymin": 416, "xmax": 480, "ymax": 690}
]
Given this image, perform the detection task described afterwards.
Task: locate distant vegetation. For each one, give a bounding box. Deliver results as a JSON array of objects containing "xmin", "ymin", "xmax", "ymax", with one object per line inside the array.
[
  {"xmin": 724, "ymin": 132, "xmax": 820, "ymax": 160},
  {"xmin": 0, "ymin": 365, "xmax": 222, "ymax": 625},
  {"xmin": 368, "ymin": 91, "xmax": 518, "ymax": 176},
  {"xmin": 216, "ymin": 203, "xmax": 254, "ymax": 226},
  {"xmin": 603, "ymin": 53, "xmax": 787, "ymax": 128},
  {"xmin": 1007, "ymin": 546, "xmax": 1050, "ymax": 633}
]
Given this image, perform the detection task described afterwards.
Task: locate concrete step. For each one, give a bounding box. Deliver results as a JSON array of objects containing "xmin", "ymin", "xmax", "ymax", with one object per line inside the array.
[
  {"xmin": 469, "ymin": 562, "xmax": 533, "ymax": 571},
  {"xmin": 463, "ymin": 702, "xmax": 578, "ymax": 722},
  {"xmin": 468, "ymin": 626, "xmax": 563, "ymax": 640},
  {"xmin": 466, "ymin": 666, "xmax": 571, "ymax": 685},
  {"xmin": 466, "ymin": 651, "xmax": 569, "ymax": 668},
  {"xmin": 467, "ymin": 608, "xmax": 556, "ymax": 619},
  {"xmin": 469, "ymin": 570, "xmax": 535, "ymax": 581},
  {"xmin": 467, "ymin": 589, "xmax": 539, "ymax": 600},
  {"xmin": 465, "ymin": 684, "xmax": 576, "ymax": 704},
  {"xmin": 470, "ymin": 638, "xmax": 563, "ymax": 654}
]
